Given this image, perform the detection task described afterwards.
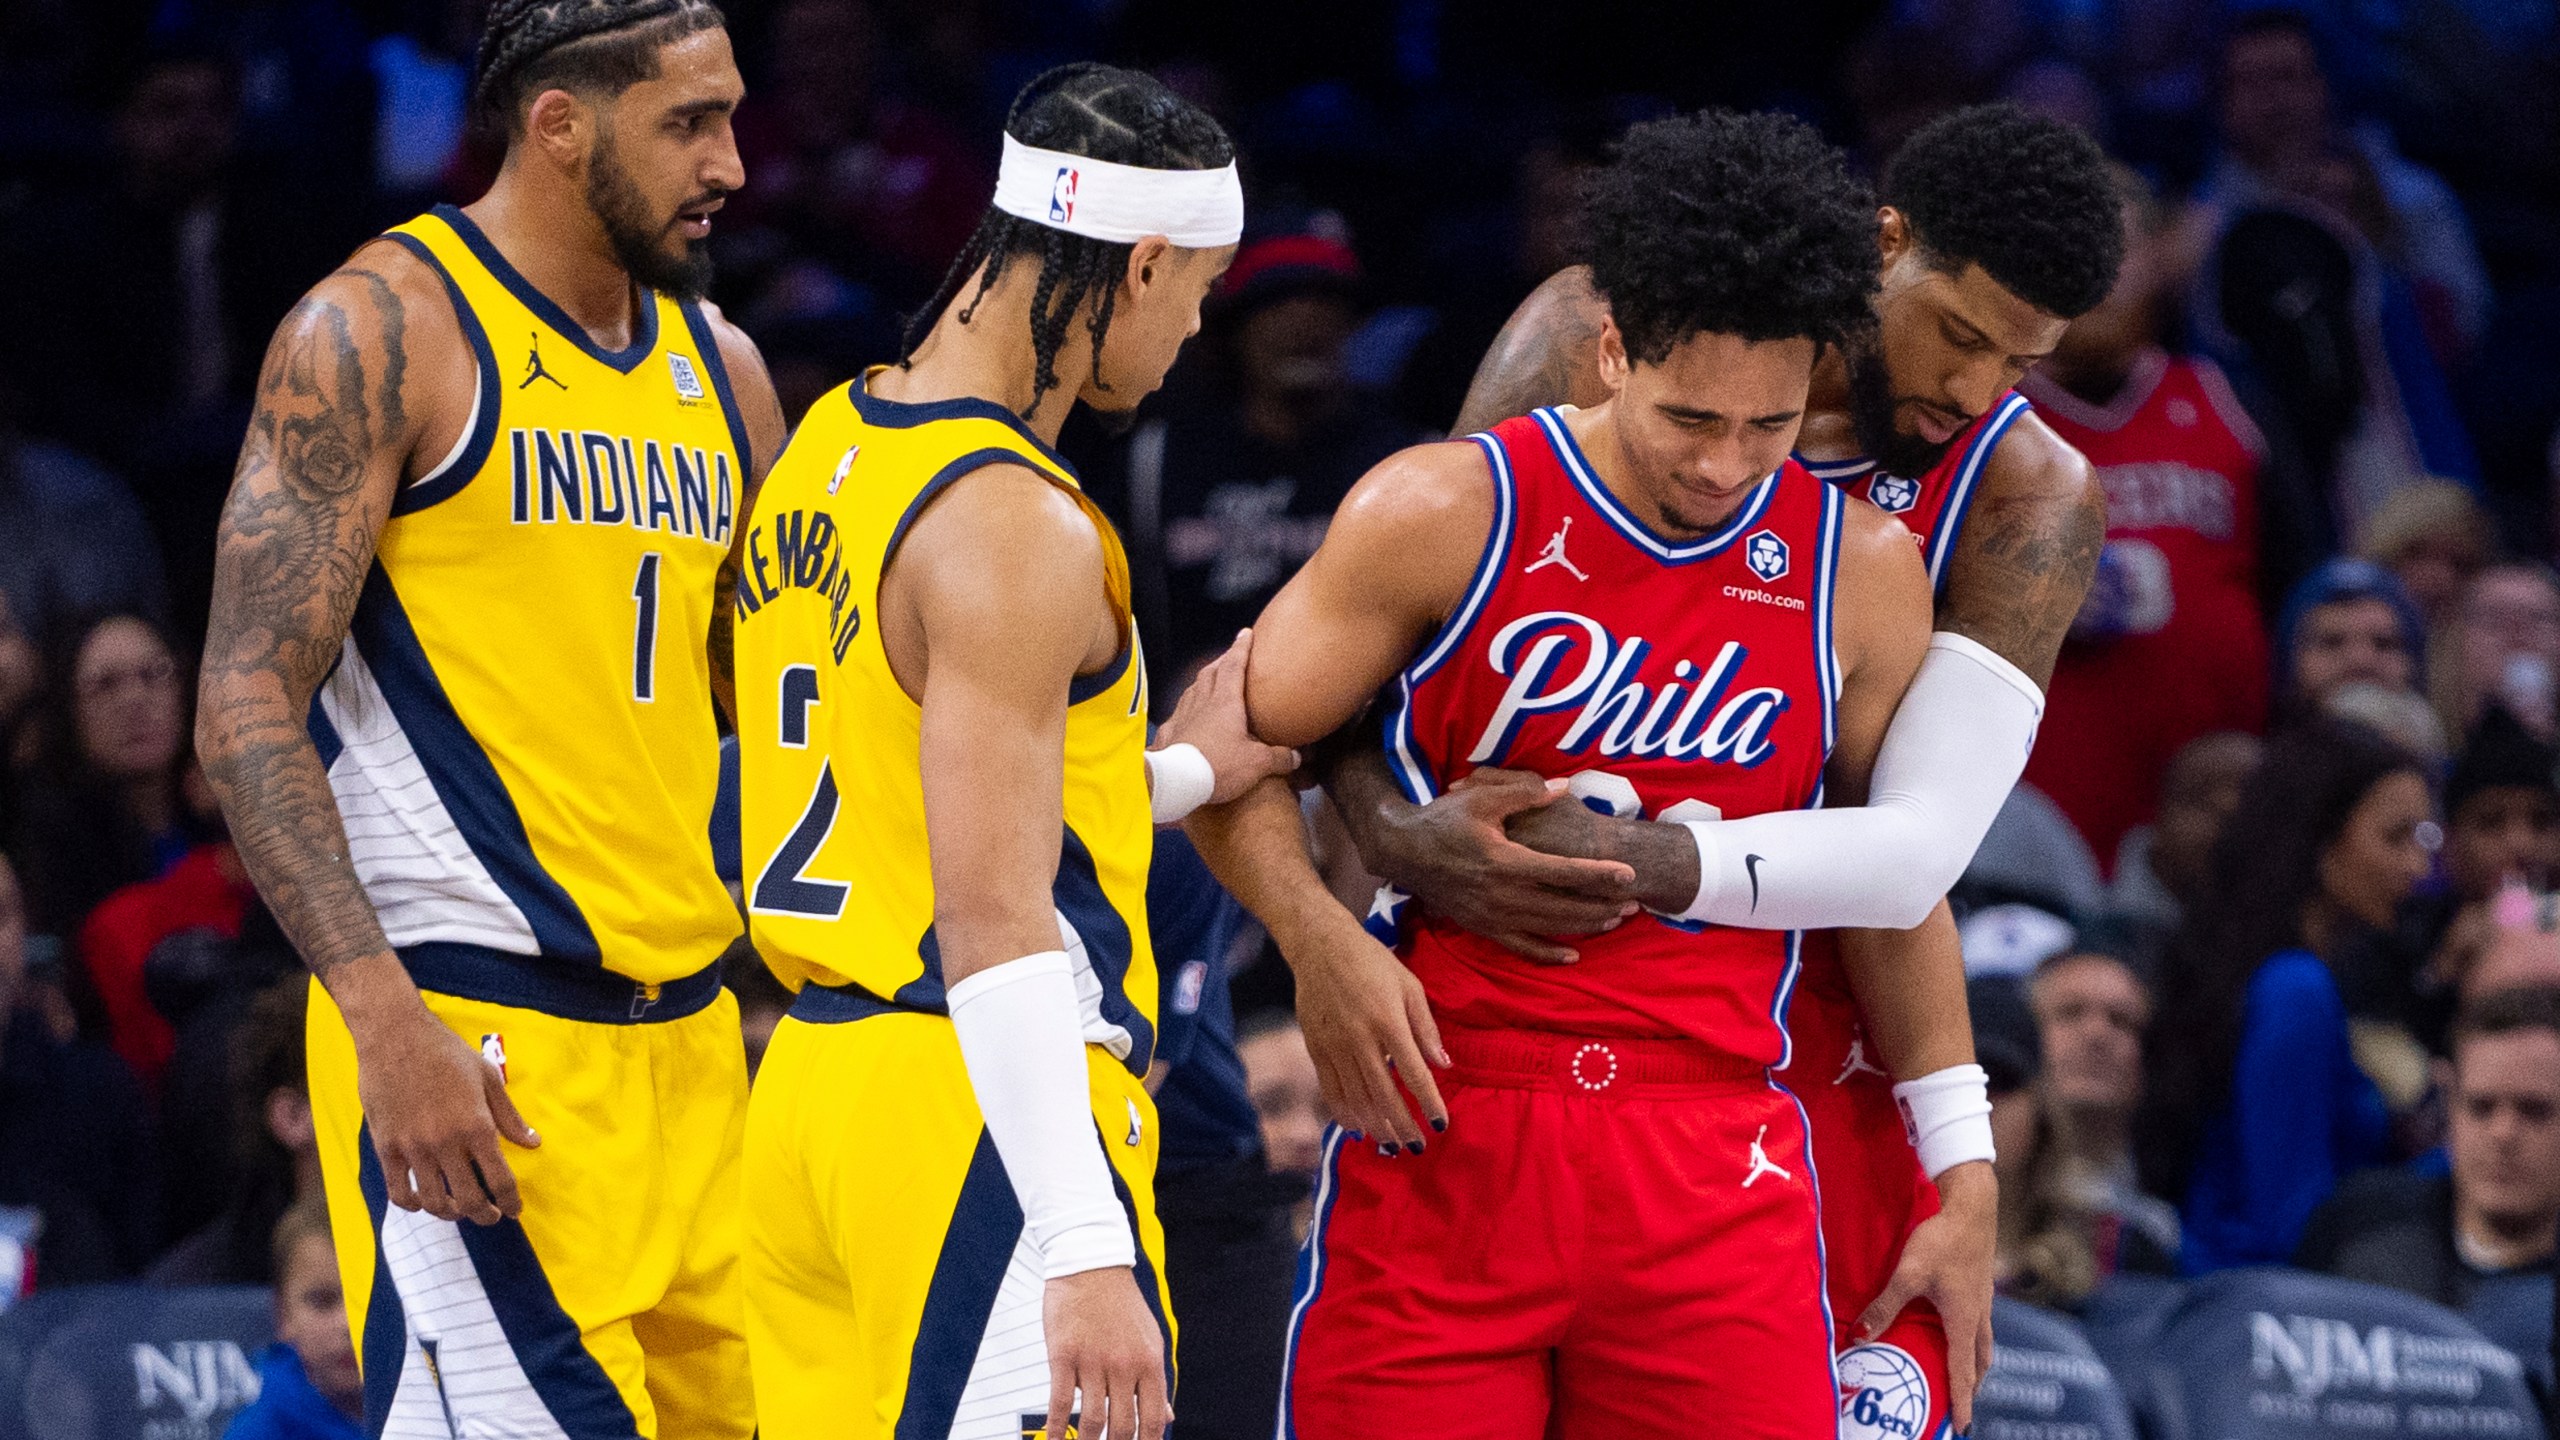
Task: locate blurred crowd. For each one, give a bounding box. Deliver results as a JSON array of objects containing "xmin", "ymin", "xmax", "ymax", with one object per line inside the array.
[{"xmin": 3, "ymin": 0, "xmax": 2560, "ymax": 1430}]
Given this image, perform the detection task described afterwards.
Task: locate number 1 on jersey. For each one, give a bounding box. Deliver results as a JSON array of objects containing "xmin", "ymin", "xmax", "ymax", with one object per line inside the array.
[{"xmin": 632, "ymin": 551, "xmax": 662, "ymax": 702}]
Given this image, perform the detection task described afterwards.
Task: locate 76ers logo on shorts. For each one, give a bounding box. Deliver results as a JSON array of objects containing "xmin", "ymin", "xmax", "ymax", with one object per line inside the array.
[
  {"xmin": 1868, "ymin": 473, "xmax": 1921, "ymax": 515},
  {"xmin": 1051, "ymin": 167, "xmax": 1079, "ymax": 222},
  {"xmin": 1745, "ymin": 529, "xmax": 1790, "ymax": 583},
  {"xmin": 1836, "ymin": 1342, "xmax": 1931, "ymax": 1440}
]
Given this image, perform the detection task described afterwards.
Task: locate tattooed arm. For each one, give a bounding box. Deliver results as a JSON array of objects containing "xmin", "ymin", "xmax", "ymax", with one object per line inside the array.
[
  {"xmin": 196, "ymin": 245, "xmax": 537, "ymax": 1225},
  {"xmin": 1448, "ymin": 266, "xmax": 1615, "ymax": 435},
  {"xmin": 701, "ymin": 304, "xmax": 787, "ymax": 728},
  {"xmin": 1934, "ymin": 412, "xmax": 2105, "ymax": 688}
]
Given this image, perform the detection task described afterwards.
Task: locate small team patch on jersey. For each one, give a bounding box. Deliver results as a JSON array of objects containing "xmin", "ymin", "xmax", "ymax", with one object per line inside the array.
[
  {"xmin": 1837, "ymin": 1341, "xmax": 1932, "ymax": 1440},
  {"xmin": 828, "ymin": 445, "xmax": 859, "ymax": 495},
  {"xmin": 1745, "ymin": 529, "xmax": 1790, "ymax": 583},
  {"xmin": 1868, "ymin": 473, "xmax": 1921, "ymax": 514},
  {"xmin": 668, "ymin": 351, "xmax": 707, "ymax": 401},
  {"xmin": 1021, "ymin": 1413, "xmax": 1080, "ymax": 1439}
]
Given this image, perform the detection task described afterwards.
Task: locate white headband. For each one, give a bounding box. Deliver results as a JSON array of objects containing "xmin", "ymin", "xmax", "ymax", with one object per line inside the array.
[{"xmin": 991, "ymin": 134, "xmax": 1243, "ymax": 250}]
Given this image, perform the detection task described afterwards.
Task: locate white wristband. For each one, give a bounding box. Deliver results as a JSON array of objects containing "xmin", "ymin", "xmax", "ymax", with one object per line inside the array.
[
  {"xmin": 1146, "ymin": 742, "xmax": 1216, "ymax": 825},
  {"xmin": 1670, "ymin": 819, "xmax": 1723, "ymax": 922},
  {"xmin": 1893, "ymin": 1063, "xmax": 1997, "ymax": 1180},
  {"xmin": 947, "ymin": 951, "xmax": 1135, "ymax": 1279}
]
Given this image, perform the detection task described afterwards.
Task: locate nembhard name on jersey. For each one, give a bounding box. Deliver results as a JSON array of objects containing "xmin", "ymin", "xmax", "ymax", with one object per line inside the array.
[
  {"xmin": 507, "ymin": 427, "xmax": 736, "ymax": 543},
  {"xmin": 732, "ymin": 506, "xmax": 863, "ymax": 664}
]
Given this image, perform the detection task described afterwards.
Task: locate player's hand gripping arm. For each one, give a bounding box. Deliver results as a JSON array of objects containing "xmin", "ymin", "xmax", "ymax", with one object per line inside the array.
[
  {"xmin": 196, "ymin": 251, "xmax": 540, "ymax": 1227},
  {"xmin": 701, "ymin": 306, "xmax": 789, "ymax": 729},
  {"xmin": 1145, "ymin": 628, "xmax": 1301, "ymax": 826},
  {"xmin": 906, "ymin": 465, "xmax": 1169, "ymax": 1440}
]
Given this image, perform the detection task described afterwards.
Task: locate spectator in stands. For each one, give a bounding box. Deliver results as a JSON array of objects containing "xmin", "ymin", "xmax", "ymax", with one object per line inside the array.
[
  {"xmin": 151, "ymin": 976, "xmax": 315, "ymax": 1285},
  {"xmin": 2107, "ymin": 731, "xmax": 2264, "ymax": 959},
  {"xmin": 2362, "ymin": 479, "xmax": 2496, "ymax": 629},
  {"xmin": 8, "ymin": 613, "xmax": 208, "ymax": 964},
  {"xmin": 2, "ymin": 48, "xmax": 358, "ymax": 640},
  {"xmin": 76, "ymin": 824, "xmax": 257, "ymax": 1095},
  {"xmin": 2032, "ymin": 940, "xmax": 2184, "ymax": 1277},
  {"xmin": 2200, "ymin": 8, "xmax": 2490, "ymax": 360},
  {"xmin": 2138, "ymin": 720, "xmax": 2428, "ymax": 1272},
  {"xmin": 2297, "ymin": 986, "xmax": 2560, "ymax": 1310},
  {"xmin": 2273, "ymin": 559, "xmax": 2426, "ymax": 719},
  {"xmin": 0, "ymin": 391, "xmax": 165, "ymax": 653},
  {"xmin": 225, "ymin": 1196, "xmax": 361, "ymax": 1439},
  {"xmin": 1082, "ymin": 217, "xmax": 1422, "ymax": 700},
  {"xmin": 2409, "ymin": 710, "xmax": 2560, "ymax": 1050},
  {"xmin": 2023, "ymin": 163, "xmax": 2271, "ymax": 873},
  {"xmin": 726, "ymin": 0, "xmax": 991, "ymax": 304},
  {"xmin": 2433, "ymin": 563, "xmax": 2560, "ymax": 743},
  {"xmin": 1239, "ymin": 1012, "xmax": 1328, "ymax": 1233},
  {"xmin": 0, "ymin": 852, "xmax": 160, "ymax": 1285}
]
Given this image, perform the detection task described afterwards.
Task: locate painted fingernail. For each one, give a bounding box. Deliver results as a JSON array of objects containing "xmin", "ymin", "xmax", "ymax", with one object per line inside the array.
[
  {"xmin": 1403, "ymin": 1141, "xmax": 1424, "ymax": 1156},
  {"xmin": 1378, "ymin": 1143, "xmax": 1397, "ymax": 1158},
  {"xmin": 1431, "ymin": 1117, "xmax": 1448, "ymax": 1133}
]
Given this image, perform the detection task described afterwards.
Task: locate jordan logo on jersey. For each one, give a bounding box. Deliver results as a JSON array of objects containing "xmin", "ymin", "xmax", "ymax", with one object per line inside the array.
[
  {"xmin": 520, "ymin": 334, "xmax": 566, "ymax": 391},
  {"xmin": 1471, "ymin": 610, "xmax": 1791, "ymax": 768},
  {"xmin": 1743, "ymin": 1125, "xmax": 1792, "ymax": 1187},
  {"xmin": 1868, "ymin": 473, "xmax": 1919, "ymax": 514},
  {"xmin": 1524, "ymin": 516, "xmax": 1588, "ymax": 581}
]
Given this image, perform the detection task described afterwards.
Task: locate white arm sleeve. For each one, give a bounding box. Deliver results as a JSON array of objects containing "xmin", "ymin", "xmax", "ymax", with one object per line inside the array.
[
  {"xmin": 947, "ymin": 951, "xmax": 1135, "ymax": 1279},
  {"xmin": 1671, "ymin": 632, "xmax": 2043, "ymax": 930}
]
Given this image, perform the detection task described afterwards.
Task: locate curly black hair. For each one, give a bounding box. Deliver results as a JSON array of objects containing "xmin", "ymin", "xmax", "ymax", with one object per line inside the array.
[
  {"xmin": 471, "ymin": 0, "xmax": 726, "ymax": 136},
  {"xmin": 1883, "ymin": 103, "xmax": 2125, "ymax": 319},
  {"xmin": 901, "ymin": 64, "xmax": 1233, "ymax": 418},
  {"xmin": 1583, "ymin": 109, "xmax": 1878, "ymax": 366}
]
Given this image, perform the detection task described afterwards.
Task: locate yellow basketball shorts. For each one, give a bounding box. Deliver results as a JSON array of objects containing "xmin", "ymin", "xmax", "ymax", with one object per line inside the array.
[
  {"xmin": 742, "ymin": 994, "xmax": 1174, "ymax": 1440},
  {"xmin": 308, "ymin": 956, "xmax": 753, "ymax": 1439}
]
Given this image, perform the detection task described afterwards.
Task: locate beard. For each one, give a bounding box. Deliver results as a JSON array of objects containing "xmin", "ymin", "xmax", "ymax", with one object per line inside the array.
[
  {"xmin": 588, "ymin": 133, "xmax": 716, "ymax": 301},
  {"xmin": 1843, "ymin": 338, "xmax": 1960, "ymax": 480}
]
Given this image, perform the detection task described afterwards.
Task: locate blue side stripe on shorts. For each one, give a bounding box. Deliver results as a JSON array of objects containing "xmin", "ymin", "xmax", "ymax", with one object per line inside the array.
[
  {"xmin": 354, "ymin": 1125, "xmax": 412, "ymax": 1440},
  {"xmin": 452, "ymin": 1210, "xmax": 642, "ymax": 1437},
  {"xmin": 898, "ymin": 1131, "xmax": 1026, "ymax": 1440}
]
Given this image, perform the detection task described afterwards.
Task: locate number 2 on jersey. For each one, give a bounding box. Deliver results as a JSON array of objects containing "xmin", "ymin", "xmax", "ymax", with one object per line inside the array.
[{"xmin": 751, "ymin": 664, "xmax": 850, "ymax": 918}]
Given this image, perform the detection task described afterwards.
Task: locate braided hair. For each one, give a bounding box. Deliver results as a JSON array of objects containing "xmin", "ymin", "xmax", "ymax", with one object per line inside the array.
[
  {"xmin": 901, "ymin": 64, "xmax": 1234, "ymax": 419},
  {"xmin": 472, "ymin": 0, "xmax": 726, "ymax": 137}
]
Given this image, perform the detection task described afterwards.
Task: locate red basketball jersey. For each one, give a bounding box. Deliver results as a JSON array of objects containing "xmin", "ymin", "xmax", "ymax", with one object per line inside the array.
[
  {"xmin": 1800, "ymin": 391, "xmax": 2033, "ymax": 592},
  {"xmin": 2021, "ymin": 350, "xmax": 2270, "ymax": 868},
  {"xmin": 1382, "ymin": 408, "xmax": 1846, "ymax": 1065}
]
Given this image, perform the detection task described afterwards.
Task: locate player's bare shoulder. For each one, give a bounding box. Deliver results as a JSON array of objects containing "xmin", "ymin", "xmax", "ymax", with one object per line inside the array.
[
  {"xmin": 1936, "ymin": 407, "xmax": 2105, "ymax": 685},
  {"xmin": 250, "ymin": 237, "xmax": 475, "ymax": 493},
  {"xmin": 1322, "ymin": 436, "xmax": 1503, "ymax": 611}
]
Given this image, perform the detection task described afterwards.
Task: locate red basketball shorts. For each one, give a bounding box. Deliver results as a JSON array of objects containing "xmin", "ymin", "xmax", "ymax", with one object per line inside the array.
[
  {"xmin": 1277, "ymin": 1026, "xmax": 1836, "ymax": 1440},
  {"xmin": 1788, "ymin": 998, "xmax": 1955, "ymax": 1440}
]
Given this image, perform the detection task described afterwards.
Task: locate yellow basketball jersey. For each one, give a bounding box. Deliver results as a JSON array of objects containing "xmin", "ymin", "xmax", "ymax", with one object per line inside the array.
[
  {"xmin": 310, "ymin": 206, "xmax": 744, "ymax": 1000},
  {"xmin": 734, "ymin": 370, "xmax": 1160, "ymax": 1072}
]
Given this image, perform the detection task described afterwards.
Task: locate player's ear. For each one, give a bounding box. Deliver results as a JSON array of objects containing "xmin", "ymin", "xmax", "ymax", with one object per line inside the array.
[
  {"xmin": 1875, "ymin": 206, "xmax": 1911, "ymax": 268},
  {"xmin": 1124, "ymin": 235, "xmax": 1175, "ymax": 301},
  {"xmin": 526, "ymin": 88, "xmax": 592, "ymax": 170},
  {"xmin": 1595, "ymin": 314, "xmax": 1630, "ymax": 396}
]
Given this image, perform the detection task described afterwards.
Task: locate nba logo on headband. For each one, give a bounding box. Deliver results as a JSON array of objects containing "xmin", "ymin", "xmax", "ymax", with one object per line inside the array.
[{"xmin": 993, "ymin": 134, "xmax": 1243, "ymax": 249}]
